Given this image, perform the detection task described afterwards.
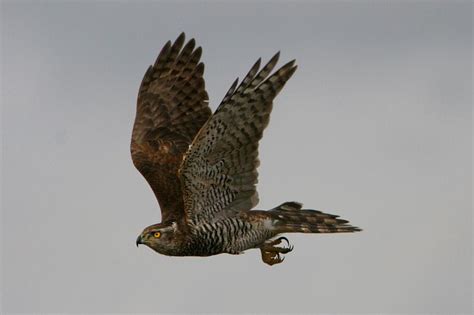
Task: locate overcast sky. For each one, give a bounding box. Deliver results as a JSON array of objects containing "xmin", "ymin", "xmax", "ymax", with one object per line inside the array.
[{"xmin": 1, "ymin": 1, "xmax": 472, "ymax": 314}]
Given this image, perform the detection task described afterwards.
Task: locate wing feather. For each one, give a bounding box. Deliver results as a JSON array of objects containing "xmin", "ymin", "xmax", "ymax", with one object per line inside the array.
[
  {"xmin": 131, "ymin": 33, "xmax": 211, "ymax": 223},
  {"xmin": 179, "ymin": 53, "xmax": 297, "ymax": 222}
]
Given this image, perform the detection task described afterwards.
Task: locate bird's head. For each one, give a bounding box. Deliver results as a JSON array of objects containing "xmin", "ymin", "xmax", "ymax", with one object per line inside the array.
[{"xmin": 136, "ymin": 222, "xmax": 180, "ymax": 255}]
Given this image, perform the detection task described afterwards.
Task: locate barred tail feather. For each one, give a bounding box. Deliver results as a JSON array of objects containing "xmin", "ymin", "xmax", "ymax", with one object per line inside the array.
[{"xmin": 270, "ymin": 202, "xmax": 362, "ymax": 234}]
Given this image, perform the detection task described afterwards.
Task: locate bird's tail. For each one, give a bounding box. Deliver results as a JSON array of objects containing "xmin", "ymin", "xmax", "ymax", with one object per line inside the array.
[{"xmin": 269, "ymin": 202, "xmax": 361, "ymax": 234}]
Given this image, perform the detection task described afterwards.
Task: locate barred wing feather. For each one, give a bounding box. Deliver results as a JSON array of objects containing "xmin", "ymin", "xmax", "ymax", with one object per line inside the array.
[{"xmin": 179, "ymin": 53, "xmax": 297, "ymax": 222}]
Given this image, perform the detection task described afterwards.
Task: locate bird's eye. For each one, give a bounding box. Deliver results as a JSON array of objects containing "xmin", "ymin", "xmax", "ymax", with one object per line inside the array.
[{"xmin": 153, "ymin": 231, "xmax": 161, "ymax": 238}]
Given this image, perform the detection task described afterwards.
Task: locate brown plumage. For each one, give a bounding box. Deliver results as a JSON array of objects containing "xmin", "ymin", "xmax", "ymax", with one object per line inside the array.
[
  {"xmin": 132, "ymin": 33, "xmax": 361, "ymax": 265},
  {"xmin": 131, "ymin": 33, "xmax": 211, "ymax": 223}
]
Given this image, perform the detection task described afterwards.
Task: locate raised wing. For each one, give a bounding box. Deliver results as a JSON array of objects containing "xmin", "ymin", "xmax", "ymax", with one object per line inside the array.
[
  {"xmin": 131, "ymin": 33, "xmax": 211, "ymax": 223},
  {"xmin": 179, "ymin": 53, "xmax": 297, "ymax": 222}
]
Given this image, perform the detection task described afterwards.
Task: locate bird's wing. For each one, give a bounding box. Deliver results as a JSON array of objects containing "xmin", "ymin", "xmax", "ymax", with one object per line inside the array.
[
  {"xmin": 179, "ymin": 53, "xmax": 297, "ymax": 222},
  {"xmin": 131, "ymin": 33, "xmax": 211, "ymax": 223}
]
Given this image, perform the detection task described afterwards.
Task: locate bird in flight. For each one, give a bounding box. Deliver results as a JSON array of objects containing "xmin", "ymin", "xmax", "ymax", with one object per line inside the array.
[{"xmin": 132, "ymin": 33, "xmax": 360, "ymax": 265}]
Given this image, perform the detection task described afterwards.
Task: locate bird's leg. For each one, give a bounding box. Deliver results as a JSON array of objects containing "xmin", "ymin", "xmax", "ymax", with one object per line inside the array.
[{"xmin": 259, "ymin": 236, "xmax": 294, "ymax": 266}]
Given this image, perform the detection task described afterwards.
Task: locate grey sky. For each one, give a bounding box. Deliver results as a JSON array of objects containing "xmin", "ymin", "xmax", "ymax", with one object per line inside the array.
[{"xmin": 1, "ymin": 1, "xmax": 472, "ymax": 314}]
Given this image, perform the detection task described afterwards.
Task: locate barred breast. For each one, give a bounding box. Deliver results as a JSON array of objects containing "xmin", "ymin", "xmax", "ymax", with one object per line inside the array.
[{"xmin": 187, "ymin": 215, "xmax": 274, "ymax": 256}]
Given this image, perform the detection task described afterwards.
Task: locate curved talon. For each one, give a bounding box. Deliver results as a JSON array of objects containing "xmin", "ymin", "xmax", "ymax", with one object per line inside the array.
[
  {"xmin": 275, "ymin": 237, "xmax": 293, "ymax": 253},
  {"xmin": 277, "ymin": 236, "xmax": 290, "ymax": 246}
]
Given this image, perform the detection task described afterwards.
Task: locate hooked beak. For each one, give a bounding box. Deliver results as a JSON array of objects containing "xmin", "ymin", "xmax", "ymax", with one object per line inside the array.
[{"xmin": 136, "ymin": 234, "xmax": 142, "ymax": 247}]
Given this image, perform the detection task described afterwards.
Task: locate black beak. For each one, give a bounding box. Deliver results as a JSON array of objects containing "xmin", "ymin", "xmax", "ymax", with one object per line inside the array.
[{"xmin": 136, "ymin": 235, "xmax": 142, "ymax": 247}]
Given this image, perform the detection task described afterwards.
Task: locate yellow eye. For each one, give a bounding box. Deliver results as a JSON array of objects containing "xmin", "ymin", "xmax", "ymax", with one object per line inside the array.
[{"xmin": 153, "ymin": 231, "xmax": 161, "ymax": 238}]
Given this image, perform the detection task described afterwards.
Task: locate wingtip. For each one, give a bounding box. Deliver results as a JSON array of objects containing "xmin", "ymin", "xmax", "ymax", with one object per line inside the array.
[
  {"xmin": 233, "ymin": 77, "xmax": 240, "ymax": 87},
  {"xmin": 273, "ymin": 51, "xmax": 281, "ymax": 59},
  {"xmin": 194, "ymin": 46, "xmax": 203, "ymax": 56},
  {"xmin": 154, "ymin": 40, "xmax": 172, "ymax": 66},
  {"xmin": 195, "ymin": 62, "xmax": 205, "ymax": 75},
  {"xmin": 177, "ymin": 32, "xmax": 186, "ymax": 41},
  {"xmin": 286, "ymin": 61, "xmax": 298, "ymax": 76},
  {"xmin": 252, "ymin": 58, "xmax": 262, "ymax": 74},
  {"xmin": 285, "ymin": 59, "xmax": 297, "ymax": 68},
  {"xmin": 269, "ymin": 51, "xmax": 280, "ymax": 65},
  {"xmin": 174, "ymin": 32, "xmax": 186, "ymax": 48}
]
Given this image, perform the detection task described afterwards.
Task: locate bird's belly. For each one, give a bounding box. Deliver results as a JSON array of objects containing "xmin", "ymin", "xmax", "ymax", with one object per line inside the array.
[
  {"xmin": 183, "ymin": 234, "xmax": 225, "ymax": 256},
  {"xmin": 187, "ymin": 218, "xmax": 272, "ymax": 256}
]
